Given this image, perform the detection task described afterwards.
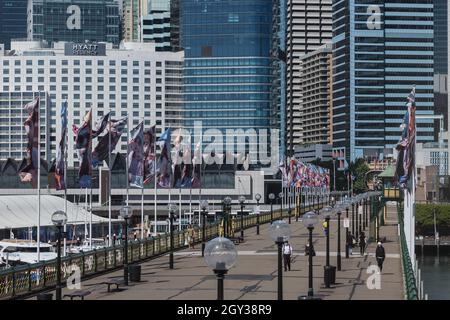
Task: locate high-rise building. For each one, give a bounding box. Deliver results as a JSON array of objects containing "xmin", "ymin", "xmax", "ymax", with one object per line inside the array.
[
  {"xmin": 332, "ymin": 0, "xmax": 435, "ymax": 162},
  {"xmin": 0, "ymin": 0, "xmax": 28, "ymax": 50},
  {"xmin": 122, "ymin": 0, "xmax": 148, "ymax": 42},
  {"xmin": 434, "ymin": 0, "xmax": 448, "ymax": 133},
  {"xmin": 180, "ymin": 0, "xmax": 273, "ymax": 155},
  {"xmin": 142, "ymin": 0, "xmax": 180, "ymax": 51},
  {"xmin": 0, "ymin": 40, "xmax": 183, "ymax": 166},
  {"xmin": 28, "ymin": 0, "xmax": 120, "ymax": 45},
  {"xmin": 286, "ymin": 0, "xmax": 332, "ymax": 155},
  {"xmin": 299, "ymin": 43, "xmax": 332, "ymax": 146}
]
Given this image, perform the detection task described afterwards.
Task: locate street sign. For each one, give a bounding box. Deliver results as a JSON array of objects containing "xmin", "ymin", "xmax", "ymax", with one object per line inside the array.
[{"xmin": 343, "ymin": 218, "xmax": 350, "ymax": 228}]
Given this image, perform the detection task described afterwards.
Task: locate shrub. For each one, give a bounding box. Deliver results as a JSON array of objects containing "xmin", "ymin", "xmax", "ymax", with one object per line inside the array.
[{"xmin": 416, "ymin": 204, "xmax": 450, "ymax": 236}]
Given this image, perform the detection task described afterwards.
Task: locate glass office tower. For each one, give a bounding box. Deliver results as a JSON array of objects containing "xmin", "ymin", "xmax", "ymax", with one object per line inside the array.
[
  {"xmin": 29, "ymin": 0, "xmax": 120, "ymax": 45},
  {"xmin": 181, "ymin": 0, "xmax": 273, "ymax": 156},
  {"xmin": 0, "ymin": 0, "xmax": 28, "ymax": 49},
  {"xmin": 332, "ymin": 0, "xmax": 435, "ymax": 162}
]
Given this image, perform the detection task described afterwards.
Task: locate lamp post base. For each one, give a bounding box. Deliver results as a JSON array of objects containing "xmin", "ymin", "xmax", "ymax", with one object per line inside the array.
[
  {"xmin": 213, "ymin": 268, "xmax": 228, "ymax": 300},
  {"xmin": 299, "ymin": 294, "xmax": 322, "ymax": 300}
]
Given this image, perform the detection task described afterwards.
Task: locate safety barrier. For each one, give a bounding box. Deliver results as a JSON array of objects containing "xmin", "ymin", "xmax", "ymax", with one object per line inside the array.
[{"xmin": 396, "ymin": 202, "xmax": 418, "ymax": 300}]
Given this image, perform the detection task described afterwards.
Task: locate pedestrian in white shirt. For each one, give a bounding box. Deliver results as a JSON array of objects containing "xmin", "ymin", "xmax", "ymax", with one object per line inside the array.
[{"xmin": 282, "ymin": 240, "xmax": 293, "ymax": 271}]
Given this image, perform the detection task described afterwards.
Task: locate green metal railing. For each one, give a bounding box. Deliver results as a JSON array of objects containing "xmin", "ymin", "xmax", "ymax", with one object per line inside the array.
[
  {"xmin": 396, "ymin": 201, "xmax": 418, "ymax": 300},
  {"xmin": 0, "ymin": 203, "xmax": 324, "ymax": 300}
]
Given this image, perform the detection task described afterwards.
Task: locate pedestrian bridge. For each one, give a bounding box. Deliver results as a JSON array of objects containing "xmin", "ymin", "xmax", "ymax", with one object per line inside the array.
[{"xmin": 0, "ymin": 193, "xmax": 419, "ymax": 300}]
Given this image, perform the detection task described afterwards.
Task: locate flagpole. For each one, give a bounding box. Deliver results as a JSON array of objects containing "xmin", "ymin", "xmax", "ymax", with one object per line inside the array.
[
  {"xmin": 126, "ymin": 117, "xmax": 130, "ymax": 205},
  {"xmin": 89, "ymin": 185, "xmax": 93, "ymax": 250},
  {"xmin": 141, "ymin": 119, "xmax": 145, "ymax": 240},
  {"xmin": 85, "ymin": 187, "xmax": 88, "ymax": 241},
  {"xmin": 63, "ymin": 99, "xmax": 68, "ymax": 256},
  {"xmin": 179, "ymin": 186, "xmax": 182, "ymax": 232},
  {"xmin": 154, "ymin": 128, "xmax": 157, "ymax": 236},
  {"xmin": 37, "ymin": 94, "xmax": 41, "ymax": 262},
  {"xmin": 108, "ymin": 107, "xmax": 112, "ymax": 246}
]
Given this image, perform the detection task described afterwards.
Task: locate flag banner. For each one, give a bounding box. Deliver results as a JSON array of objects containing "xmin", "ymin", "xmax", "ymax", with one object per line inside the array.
[
  {"xmin": 55, "ymin": 100, "xmax": 68, "ymax": 190},
  {"xmin": 280, "ymin": 157, "xmax": 330, "ymax": 189},
  {"xmin": 19, "ymin": 97, "xmax": 39, "ymax": 187},
  {"xmin": 191, "ymin": 141, "xmax": 201, "ymax": 188},
  {"xmin": 92, "ymin": 117, "xmax": 127, "ymax": 168},
  {"xmin": 128, "ymin": 122, "xmax": 144, "ymax": 188},
  {"xmin": 92, "ymin": 112, "xmax": 110, "ymax": 138},
  {"xmin": 156, "ymin": 128, "xmax": 172, "ymax": 188},
  {"xmin": 172, "ymin": 134, "xmax": 193, "ymax": 188},
  {"xmin": 143, "ymin": 125, "xmax": 156, "ymax": 184},
  {"xmin": 75, "ymin": 110, "xmax": 92, "ymax": 188},
  {"xmin": 395, "ymin": 87, "xmax": 416, "ymax": 189}
]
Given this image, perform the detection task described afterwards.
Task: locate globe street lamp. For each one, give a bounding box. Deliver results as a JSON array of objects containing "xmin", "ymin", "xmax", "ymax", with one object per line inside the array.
[
  {"xmin": 223, "ymin": 197, "xmax": 232, "ymax": 237},
  {"xmin": 301, "ymin": 211, "xmax": 319, "ymax": 299},
  {"xmin": 238, "ymin": 196, "xmax": 246, "ymax": 240},
  {"xmin": 278, "ymin": 192, "xmax": 284, "ymax": 219},
  {"xmin": 201, "ymin": 200, "xmax": 209, "ymax": 257},
  {"xmin": 52, "ymin": 210, "xmax": 67, "ymax": 300},
  {"xmin": 168, "ymin": 203, "xmax": 178, "ymax": 269},
  {"xmin": 255, "ymin": 193, "xmax": 261, "ymax": 235},
  {"xmin": 204, "ymin": 237, "xmax": 237, "ymax": 300},
  {"xmin": 321, "ymin": 206, "xmax": 334, "ymax": 288},
  {"xmin": 268, "ymin": 220, "xmax": 291, "ymax": 300},
  {"xmin": 269, "ymin": 193, "xmax": 275, "ymax": 224},
  {"xmin": 120, "ymin": 205, "xmax": 133, "ymax": 285}
]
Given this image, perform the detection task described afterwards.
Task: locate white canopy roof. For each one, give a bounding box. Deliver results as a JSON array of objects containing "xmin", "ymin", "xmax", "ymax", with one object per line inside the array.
[{"xmin": 0, "ymin": 195, "xmax": 117, "ymax": 229}]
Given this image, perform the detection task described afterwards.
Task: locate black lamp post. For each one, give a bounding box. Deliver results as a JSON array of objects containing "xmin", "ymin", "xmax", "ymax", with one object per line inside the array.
[
  {"xmin": 239, "ymin": 196, "xmax": 246, "ymax": 240},
  {"xmin": 269, "ymin": 193, "xmax": 275, "ymax": 224},
  {"xmin": 269, "ymin": 220, "xmax": 291, "ymax": 300},
  {"xmin": 51, "ymin": 210, "xmax": 67, "ymax": 300},
  {"xmin": 351, "ymin": 201, "xmax": 355, "ymax": 236},
  {"xmin": 345, "ymin": 201, "xmax": 350, "ymax": 259},
  {"xmin": 200, "ymin": 200, "xmax": 209, "ymax": 257},
  {"xmin": 288, "ymin": 191, "xmax": 292, "ymax": 224},
  {"xmin": 336, "ymin": 206, "xmax": 342, "ymax": 271},
  {"xmin": 296, "ymin": 189, "xmax": 301, "ymax": 222},
  {"xmin": 365, "ymin": 195, "xmax": 369, "ymax": 229},
  {"xmin": 223, "ymin": 197, "xmax": 232, "ymax": 237},
  {"xmin": 355, "ymin": 199, "xmax": 359, "ymax": 239},
  {"xmin": 255, "ymin": 193, "xmax": 261, "ymax": 235},
  {"xmin": 204, "ymin": 237, "xmax": 237, "ymax": 300},
  {"xmin": 300, "ymin": 211, "xmax": 319, "ymax": 299},
  {"xmin": 321, "ymin": 206, "xmax": 333, "ymax": 288},
  {"xmin": 168, "ymin": 203, "xmax": 177, "ymax": 269},
  {"xmin": 120, "ymin": 205, "xmax": 133, "ymax": 285},
  {"xmin": 279, "ymin": 192, "xmax": 283, "ymax": 219}
]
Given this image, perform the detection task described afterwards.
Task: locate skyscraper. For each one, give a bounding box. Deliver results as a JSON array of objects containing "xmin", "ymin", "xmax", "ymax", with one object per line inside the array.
[
  {"xmin": 0, "ymin": 0, "xmax": 28, "ymax": 49},
  {"xmin": 286, "ymin": 0, "xmax": 332, "ymax": 155},
  {"xmin": 142, "ymin": 0, "xmax": 180, "ymax": 51},
  {"xmin": 434, "ymin": 0, "xmax": 448, "ymax": 132},
  {"xmin": 122, "ymin": 0, "xmax": 148, "ymax": 42},
  {"xmin": 29, "ymin": 0, "xmax": 120, "ymax": 45},
  {"xmin": 332, "ymin": 0, "xmax": 435, "ymax": 162},
  {"xmin": 181, "ymin": 0, "xmax": 273, "ymax": 156}
]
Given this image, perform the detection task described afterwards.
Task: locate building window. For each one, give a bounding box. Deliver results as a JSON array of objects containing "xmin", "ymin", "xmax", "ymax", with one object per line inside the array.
[
  {"xmin": 38, "ymin": 60, "xmax": 44, "ymax": 66},
  {"xmin": 133, "ymin": 61, "xmax": 139, "ymax": 67},
  {"xmin": 145, "ymin": 61, "xmax": 150, "ymax": 67},
  {"xmin": 121, "ymin": 61, "xmax": 127, "ymax": 66}
]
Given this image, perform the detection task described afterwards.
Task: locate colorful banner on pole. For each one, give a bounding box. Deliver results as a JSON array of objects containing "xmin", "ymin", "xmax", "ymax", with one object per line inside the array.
[
  {"xmin": 395, "ymin": 86, "xmax": 416, "ymax": 188},
  {"xmin": 55, "ymin": 100, "xmax": 67, "ymax": 190},
  {"xmin": 156, "ymin": 128, "xmax": 172, "ymax": 188},
  {"xmin": 19, "ymin": 97, "xmax": 40, "ymax": 187},
  {"xmin": 143, "ymin": 125, "xmax": 156, "ymax": 184},
  {"xmin": 92, "ymin": 117, "xmax": 127, "ymax": 168},
  {"xmin": 128, "ymin": 122, "xmax": 144, "ymax": 188},
  {"xmin": 75, "ymin": 110, "xmax": 93, "ymax": 188},
  {"xmin": 279, "ymin": 157, "xmax": 330, "ymax": 189}
]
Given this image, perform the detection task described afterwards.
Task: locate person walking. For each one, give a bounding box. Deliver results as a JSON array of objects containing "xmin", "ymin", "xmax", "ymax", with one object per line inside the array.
[
  {"xmin": 304, "ymin": 241, "xmax": 316, "ymax": 256},
  {"xmin": 346, "ymin": 231, "xmax": 353, "ymax": 255},
  {"xmin": 375, "ymin": 242, "xmax": 386, "ymax": 273},
  {"xmin": 187, "ymin": 224, "xmax": 194, "ymax": 249},
  {"xmin": 359, "ymin": 232, "xmax": 366, "ymax": 255},
  {"xmin": 282, "ymin": 240, "xmax": 293, "ymax": 271}
]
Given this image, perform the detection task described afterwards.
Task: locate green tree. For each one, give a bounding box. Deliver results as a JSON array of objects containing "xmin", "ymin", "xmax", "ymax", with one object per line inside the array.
[{"xmin": 353, "ymin": 158, "xmax": 370, "ymax": 193}]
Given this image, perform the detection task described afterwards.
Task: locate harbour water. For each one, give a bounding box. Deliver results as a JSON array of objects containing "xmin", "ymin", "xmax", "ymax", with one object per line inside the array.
[{"xmin": 418, "ymin": 254, "xmax": 450, "ymax": 300}]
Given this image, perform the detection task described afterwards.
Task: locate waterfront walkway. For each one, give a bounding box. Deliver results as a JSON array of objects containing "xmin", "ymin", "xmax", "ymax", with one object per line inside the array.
[{"xmin": 36, "ymin": 204, "xmax": 404, "ymax": 300}]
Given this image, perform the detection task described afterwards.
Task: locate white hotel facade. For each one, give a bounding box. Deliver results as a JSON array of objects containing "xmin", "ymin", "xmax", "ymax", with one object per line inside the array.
[{"xmin": 0, "ymin": 40, "xmax": 183, "ymax": 166}]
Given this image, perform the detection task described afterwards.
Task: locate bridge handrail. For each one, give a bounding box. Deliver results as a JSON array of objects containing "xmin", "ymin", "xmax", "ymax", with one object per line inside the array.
[
  {"xmin": 0, "ymin": 202, "xmax": 326, "ymax": 300},
  {"xmin": 396, "ymin": 201, "xmax": 419, "ymax": 300}
]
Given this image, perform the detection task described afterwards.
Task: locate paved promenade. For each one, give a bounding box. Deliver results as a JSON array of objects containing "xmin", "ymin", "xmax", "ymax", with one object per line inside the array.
[{"xmin": 37, "ymin": 203, "xmax": 404, "ymax": 300}]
